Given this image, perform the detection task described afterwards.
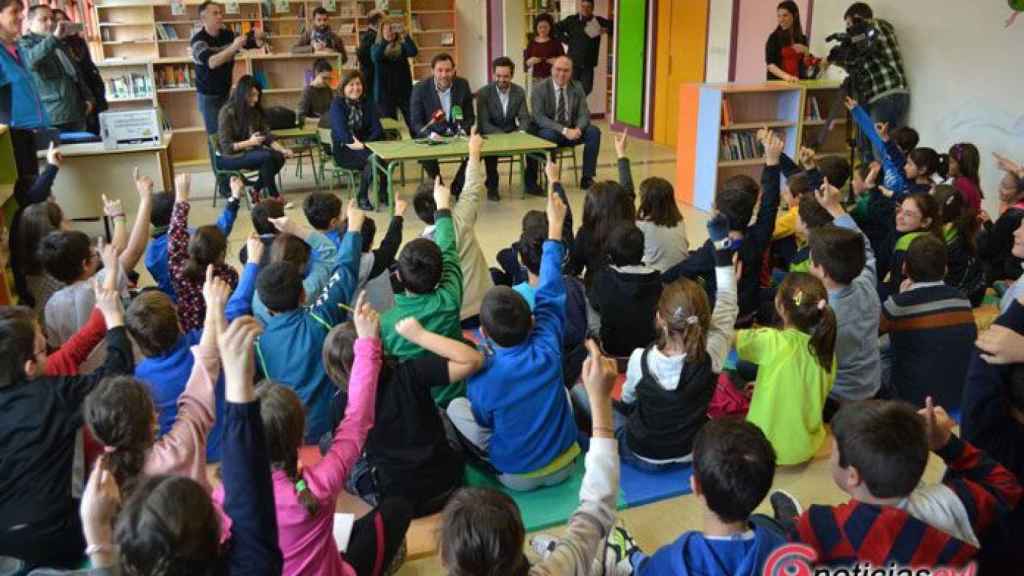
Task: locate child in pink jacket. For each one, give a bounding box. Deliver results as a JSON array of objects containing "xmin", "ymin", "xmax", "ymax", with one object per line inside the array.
[{"xmin": 219, "ymin": 292, "xmax": 411, "ymax": 576}]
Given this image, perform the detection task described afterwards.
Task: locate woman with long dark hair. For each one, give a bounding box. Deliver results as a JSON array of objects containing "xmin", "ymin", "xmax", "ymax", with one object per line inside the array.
[
  {"xmin": 217, "ymin": 75, "xmax": 294, "ymax": 199},
  {"xmin": 329, "ymin": 69, "xmax": 387, "ymax": 211},
  {"xmin": 765, "ymin": 1, "xmax": 809, "ymax": 82}
]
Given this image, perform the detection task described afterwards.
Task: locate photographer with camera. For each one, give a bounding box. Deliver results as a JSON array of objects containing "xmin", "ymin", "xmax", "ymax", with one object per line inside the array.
[{"xmin": 823, "ymin": 2, "xmax": 909, "ymax": 164}]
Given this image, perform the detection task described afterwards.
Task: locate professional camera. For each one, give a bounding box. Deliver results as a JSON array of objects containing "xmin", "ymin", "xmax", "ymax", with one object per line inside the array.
[{"xmin": 825, "ymin": 17, "xmax": 878, "ymax": 68}]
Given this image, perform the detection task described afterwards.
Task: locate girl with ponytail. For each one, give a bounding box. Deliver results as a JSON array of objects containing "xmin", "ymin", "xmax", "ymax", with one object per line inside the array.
[
  {"xmin": 736, "ymin": 272, "xmax": 836, "ymax": 465},
  {"xmin": 615, "ymin": 215, "xmax": 740, "ymax": 468},
  {"xmin": 223, "ymin": 291, "xmax": 411, "ymax": 576},
  {"xmin": 933, "ymin": 185, "xmax": 986, "ymax": 305}
]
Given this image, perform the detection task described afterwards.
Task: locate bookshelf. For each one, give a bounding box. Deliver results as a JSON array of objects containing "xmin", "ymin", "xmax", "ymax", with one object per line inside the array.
[
  {"xmin": 90, "ymin": 0, "xmax": 375, "ymax": 167},
  {"xmin": 675, "ymin": 82, "xmax": 850, "ymax": 211},
  {"xmin": 799, "ymin": 81, "xmax": 851, "ymax": 163},
  {"xmin": 409, "ymin": 0, "xmax": 457, "ymax": 78}
]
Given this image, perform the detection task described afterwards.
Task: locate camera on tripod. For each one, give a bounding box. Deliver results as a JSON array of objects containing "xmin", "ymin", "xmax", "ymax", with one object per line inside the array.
[{"xmin": 825, "ymin": 17, "xmax": 878, "ymax": 68}]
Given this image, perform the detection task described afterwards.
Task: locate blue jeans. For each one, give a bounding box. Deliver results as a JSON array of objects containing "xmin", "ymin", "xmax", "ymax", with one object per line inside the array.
[
  {"xmin": 218, "ymin": 148, "xmax": 285, "ymax": 197},
  {"xmin": 858, "ymin": 92, "xmax": 909, "ymax": 164},
  {"xmin": 535, "ymin": 124, "xmax": 601, "ymax": 180},
  {"xmin": 198, "ymin": 92, "xmax": 228, "ymax": 134}
]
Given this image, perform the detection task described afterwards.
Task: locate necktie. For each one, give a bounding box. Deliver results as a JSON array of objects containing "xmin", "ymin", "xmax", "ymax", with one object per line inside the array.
[{"xmin": 557, "ymin": 87, "xmax": 567, "ymax": 125}]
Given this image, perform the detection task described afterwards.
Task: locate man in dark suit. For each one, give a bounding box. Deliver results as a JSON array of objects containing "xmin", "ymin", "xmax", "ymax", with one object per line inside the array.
[
  {"xmin": 410, "ymin": 52, "xmax": 474, "ymax": 196},
  {"xmin": 555, "ymin": 0, "xmax": 612, "ymax": 96},
  {"xmin": 476, "ymin": 56, "xmax": 532, "ymax": 201},
  {"xmin": 532, "ymin": 56, "xmax": 601, "ymax": 190},
  {"xmin": 357, "ymin": 9, "xmax": 384, "ymax": 105}
]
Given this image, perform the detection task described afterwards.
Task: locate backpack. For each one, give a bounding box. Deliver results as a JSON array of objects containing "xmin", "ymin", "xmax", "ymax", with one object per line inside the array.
[{"xmin": 264, "ymin": 106, "xmax": 297, "ymax": 130}]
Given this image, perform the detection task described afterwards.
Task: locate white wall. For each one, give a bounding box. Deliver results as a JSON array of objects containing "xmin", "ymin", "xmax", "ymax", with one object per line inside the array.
[
  {"xmin": 456, "ymin": 0, "xmax": 489, "ymax": 89},
  {"xmin": 705, "ymin": 0, "xmax": 1024, "ymax": 214}
]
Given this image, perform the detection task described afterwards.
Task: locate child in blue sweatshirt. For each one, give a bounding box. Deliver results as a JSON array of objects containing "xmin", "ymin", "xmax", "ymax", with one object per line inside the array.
[
  {"xmin": 254, "ymin": 201, "xmax": 363, "ymax": 443},
  {"xmin": 447, "ymin": 185, "xmax": 579, "ymax": 491},
  {"xmin": 145, "ymin": 175, "xmax": 242, "ymax": 301},
  {"xmin": 618, "ymin": 419, "xmax": 785, "ymax": 575},
  {"xmin": 127, "ymin": 236, "xmax": 263, "ymax": 462}
]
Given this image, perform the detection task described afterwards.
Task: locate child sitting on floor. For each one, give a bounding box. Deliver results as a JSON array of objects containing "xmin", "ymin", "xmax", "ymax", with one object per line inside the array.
[
  {"xmin": 250, "ymin": 217, "xmax": 338, "ymax": 325},
  {"xmin": 382, "ymin": 178, "xmax": 466, "ymax": 407},
  {"xmin": 737, "ymin": 272, "xmax": 836, "ymax": 465},
  {"xmin": 933, "ymin": 185, "xmax": 985, "ymax": 305},
  {"xmin": 635, "ymin": 177, "xmax": 688, "ymax": 273},
  {"xmin": 947, "ymin": 142, "xmax": 984, "ymax": 212},
  {"xmin": 880, "ymin": 234, "xmax": 976, "ymax": 410},
  {"xmin": 446, "ymin": 190, "xmax": 579, "ymax": 491},
  {"xmin": 226, "ymin": 291, "xmax": 411, "ymax": 576},
  {"xmin": 592, "ymin": 222, "xmax": 663, "ymax": 358},
  {"xmin": 168, "ymin": 173, "xmax": 238, "ymax": 332},
  {"xmin": 322, "ymin": 315, "xmax": 478, "ymax": 517},
  {"xmin": 146, "ymin": 174, "xmax": 242, "ymax": 301},
  {"xmin": 0, "ymin": 281, "xmax": 131, "ymax": 568},
  {"xmin": 777, "ymin": 399, "xmax": 1022, "ymax": 568},
  {"xmin": 440, "ymin": 340, "xmax": 621, "ymax": 575},
  {"xmin": 254, "ymin": 202, "xmax": 363, "ymax": 443},
  {"xmin": 885, "ymin": 191, "xmax": 943, "ymax": 299},
  {"xmin": 807, "ymin": 180, "xmax": 881, "ymax": 420},
  {"xmin": 620, "ymin": 419, "xmax": 784, "ymax": 576},
  {"xmin": 979, "ymin": 154, "xmax": 1024, "ymax": 283},
  {"xmin": 615, "ymin": 215, "xmax": 737, "ymax": 469},
  {"xmin": 787, "ymin": 193, "xmax": 835, "ymax": 273},
  {"xmin": 239, "ymin": 197, "xmax": 285, "ymax": 265}
]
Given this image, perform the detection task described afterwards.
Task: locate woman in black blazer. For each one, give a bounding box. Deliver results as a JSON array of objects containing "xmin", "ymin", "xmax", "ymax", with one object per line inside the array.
[
  {"xmin": 329, "ymin": 69, "xmax": 385, "ymax": 211},
  {"xmin": 765, "ymin": 1, "xmax": 809, "ymax": 82}
]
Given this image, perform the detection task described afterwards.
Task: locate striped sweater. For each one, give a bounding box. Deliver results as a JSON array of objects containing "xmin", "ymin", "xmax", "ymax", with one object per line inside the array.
[
  {"xmin": 792, "ymin": 436, "xmax": 1022, "ymax": 568},
  {"xmin": 880, "ymin": 282, "xmax": 977, "ymax": 409}
]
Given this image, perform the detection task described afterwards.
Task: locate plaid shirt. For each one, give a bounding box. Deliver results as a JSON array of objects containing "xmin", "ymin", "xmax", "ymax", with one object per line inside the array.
[{"xmin": 857, "ymin": 18, "xmax": 908, "ymax": 103}]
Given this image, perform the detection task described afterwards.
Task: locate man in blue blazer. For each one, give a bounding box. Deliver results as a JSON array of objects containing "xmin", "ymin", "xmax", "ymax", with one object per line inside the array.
[{"xmin": 410, "ymin": 52, "xmax": 474, "ymax": 196}]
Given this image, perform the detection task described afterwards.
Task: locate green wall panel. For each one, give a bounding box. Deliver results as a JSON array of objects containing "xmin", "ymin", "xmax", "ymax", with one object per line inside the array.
[{"xmin": 615, "ymin": 0, "xmax": 648, "ymax": 127}]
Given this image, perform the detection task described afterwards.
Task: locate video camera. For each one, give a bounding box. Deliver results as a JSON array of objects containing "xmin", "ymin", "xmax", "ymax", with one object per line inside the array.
[{"xmin": 825, "ymin": 17, "xmax": 878, "ymax": 68}]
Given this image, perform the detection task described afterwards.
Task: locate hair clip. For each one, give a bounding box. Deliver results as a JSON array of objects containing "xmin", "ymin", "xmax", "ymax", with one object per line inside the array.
[
  {"xmin": 672, "ymin": 306, "xmax": 686, "ymax": 321},
  {"xmin": 817, "ymin": 299, "xmax": 827, "ymax": 311},
  {"xmin": 793, "ymin": 289, "xmax": 804, "ymax": 307},
  {"xmin": 686, "ymin": 315, "xmax": 699, "ymax": 325},
  {"xmin": 102, "ymin": 445, "xmax": 118, "ymax": 454},
  {"xmin": 295, "ymin": 479, "xmax": 308, "ymax": 493}
]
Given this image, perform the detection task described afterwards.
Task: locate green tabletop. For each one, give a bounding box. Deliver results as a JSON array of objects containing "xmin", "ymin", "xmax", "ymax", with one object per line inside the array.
[
  {"xmin": 272, "ymin": 127, "xmax": 318, "ymax": 139},
  {"xmin": 365, "ymin": 132, "xmax": 556, "ymax": 162}
]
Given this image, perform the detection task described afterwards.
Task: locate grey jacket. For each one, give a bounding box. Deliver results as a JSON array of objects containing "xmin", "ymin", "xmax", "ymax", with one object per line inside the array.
[
  {"xmin": 531, "ymin": 77, "xmax": 590, "ymax": 134},
  {"xmin": 476, "ymin": 82, "xmax": 531, "ymax": 134},
  {"xmin": 829, "ymin": 214, "xmax": 882, "ymax": 401},
  {"xmin": 19, "ymin": 33, "xmax": 91, "ymax": 127}
]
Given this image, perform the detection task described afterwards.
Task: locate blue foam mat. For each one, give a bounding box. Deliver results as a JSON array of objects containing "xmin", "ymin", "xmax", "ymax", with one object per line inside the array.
[{"xmin": 619, "ymin": 460, "xmax": 694, "ymax": 508}]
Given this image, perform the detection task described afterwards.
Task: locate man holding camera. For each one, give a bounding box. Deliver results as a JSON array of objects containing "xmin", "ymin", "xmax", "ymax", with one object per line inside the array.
[
  {"xmin": 19, "ymin": 5, "xmax": 94, "ymax": 133},
  {"xmin": 828, "ymin": 2, "xmax": 909, "ymax": 163},
  {"xmin": 291, "ymin": 6, "xmax": 348, "ymax": 63}
]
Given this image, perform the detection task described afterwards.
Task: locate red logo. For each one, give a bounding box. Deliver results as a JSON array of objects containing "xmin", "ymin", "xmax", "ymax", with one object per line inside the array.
[{"xmin": 762, "ymin": 543, "xmax": 816, "ymax": 576}]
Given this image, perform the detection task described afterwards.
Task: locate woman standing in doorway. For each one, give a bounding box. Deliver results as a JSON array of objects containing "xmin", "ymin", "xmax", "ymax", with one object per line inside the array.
[
  {"xmin": 765, "ymin": 1, "xmax": 809, "ymax": 82},
  {"xmin": 524, "ymin": 13, "xmax": 565, "ymax": 83}
]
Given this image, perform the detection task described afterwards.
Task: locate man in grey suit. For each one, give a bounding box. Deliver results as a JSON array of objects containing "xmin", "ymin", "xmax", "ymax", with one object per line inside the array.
[
  {"xmin": 476, "ymin": 57, "xmax": 532, "ymax": 201},
  {"xmin": 531, "ymin": 55, "xmax": 601, "ymax": 190}
]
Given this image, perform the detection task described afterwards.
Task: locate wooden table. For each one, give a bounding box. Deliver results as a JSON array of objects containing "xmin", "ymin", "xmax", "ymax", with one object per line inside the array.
[
  {"xmin": 366, "ymin": 131, "xmax": 557, "ymax": 201},
  {"xmin": 39, "ymin": 132, "xmax": 174, "ymax": 221}
]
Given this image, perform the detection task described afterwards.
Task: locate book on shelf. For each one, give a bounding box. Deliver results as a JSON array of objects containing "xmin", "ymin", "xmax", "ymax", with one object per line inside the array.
[
  {"xmin": 440, "ymin": 31, "xmax": 454, "ymax": 46},
  {"xmin": 721, "ymin": 99, "xmax": 732, "ymax": 127},
  {"xmin": 806, "ymin": 96, "xmax": 822, "ymax": 121},
  {"xmin": 106, "ymin": 72, "xmax": 153, "ymax": 100},
  {"xmin": 225, "ymin": 0, "xmax": 240, "ymax": 15},
  {"xmin": 719, "ymin": 131, "xmax": 766, "ymax": 162},
  {"xmin": 156, "ymin": 64, "xmax": 195, "ymax": 88}
]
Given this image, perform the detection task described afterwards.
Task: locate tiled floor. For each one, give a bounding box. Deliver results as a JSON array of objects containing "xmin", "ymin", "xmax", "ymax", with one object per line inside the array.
[{"xmin": 174, "ymin": 121, "xmax": 947, "ymax": 575}]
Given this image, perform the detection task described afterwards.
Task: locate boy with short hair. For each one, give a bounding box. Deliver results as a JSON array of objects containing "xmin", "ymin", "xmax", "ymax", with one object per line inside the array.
[
  {"xmin": 409, "ymin": 130, "xmax": 493, "ymax": 323},
  {"xmin": 127, "ymin": 236, "xmax": 264, "ymax": 462},
  {"xmin": 0, "ymin": 281, "xmax": 131, "ymax": 567},
  {"xmin": 254, "ymin": 201, "xmax": 363, "ymax": 442},
  {"xmin": 446, "ymin": 189, "xmax": 579, "ymax": 491},
  {"xmin": 297, "ymin": 58, "xmax": 334, "ymax": 126},
  {"xmin": 663, "ymin": 132, "xmax": 784, "ymax": 325},
  {"xmin": 239, "ymin": 197, "xmax": 285, "ymax": 265},
  {"xmin": 622, "ymin": 419, "xmax": 785, "ymax": 575},
  {"xmin": 592, "ymin": 222, "xmax": 662, "ymax": 357},
  {"xmin": 381, "ymin": 179, "xmax": 465, "ymax": 406},
  {"xmin": 879, "ymin": 234, "xmax": 976, "ymax": 408},
  {"xmin": 807, "ymin": 181, "xmax": 881, "ymax": 419},
  {"xmin": 788, "ymin": 194, "xmax": 835, "ymax": 273},
  {"xmin": 146, "ymin": 174, "xmax": 242, "ymax": 301},
  {"xmin": 781, "ymin": 399, "xmax": 1022, "ymax": 568}
]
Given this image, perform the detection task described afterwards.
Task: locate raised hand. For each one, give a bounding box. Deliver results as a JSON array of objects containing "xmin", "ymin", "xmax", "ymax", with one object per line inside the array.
[
  {"xmin": 268, "ymin": 216, "xmax": 295, "ymax": 236},
  {"xmin": 47, "ymin": 141, "xmax": 63, "ymax": 167},
  {"xmin": 98, "ymin": 236, "xmax": 119, "ymax": 277},
  {"xmin": 79, "ymin": 458, "xmax": 120, "ymax": 566},
  {"xmin": 92, "ymin": 277, "xmax": 124, "ymax": 327},
  {"xmin": 994, "ymin": 152, "xmax": 1023, "ymax": 176},
  {"xmin": 101, "ymin": 194, "xmax": 123, "ymax": 218},
  {"xmin": 844, "ymin": 96, "xmax": 859, "ymax": 110},
  {"xmin": 546, "ymin": 187, "xmax": 567, "ymax": 240},
  {"xmin": 875, "ymin": 121, "xmax": 890, "ymax": 142},
  {"xmin": 917, "ymin": 396, "xmax": 954, "ymax": 452},
  {"xmin": 468, "ymin": 126, "xmax": 483, "ymax": 158},
  {"xmin": 544, "ymin": 160, "xmax": 560, "ymax": 186},
  {"xmin": 202, "ymin": 264, "xmax": 231, "ymax": 316},
  {"xmin": 798, "ymin": 146, "xmax": 817, "ymax": 170},
  {"xmin": 581, "ymin": 339, "xmax": 617, "ymax": 403},
  {"xmin": 764, "ymin": 132, "xmax": 784, "ymax": 166},
  {"xmin": 174, "ymin": 172, "xmax": 191, "ymax": 203},
  {"xmin": 229, "ymin": 175, "xmax": 245, "ymax": 200},
  {"xmin": 352, "ymin": 291, "xmax": 380, "ymax": 339},
  {"xmin": 346, "ymin": 198, "xmax": 366, "ymax": 232},
  {"xmin": 133, "ymin": 167, "xmax": 154, "ymax": 200},
  {"xmin": 433, "ymin": 176, "xmax": 452, "ymax": 210},
  {"xmin": 394, "ymin": 191, "xmax": 408, "ymax": 217},
  {"xmin": 815, "ymin": 177, "xmax": 844, "ymax": 216},
  {"xmin": 613, "ymin": 131, "xmax": 628, "ymax": 159},
  {"xmin": 217, "ymin": 317, "xmax": 264, "ymax": 403},
  {"xmin": 245, "ymin": 233, "xmax": 265, "ymax": 265}
]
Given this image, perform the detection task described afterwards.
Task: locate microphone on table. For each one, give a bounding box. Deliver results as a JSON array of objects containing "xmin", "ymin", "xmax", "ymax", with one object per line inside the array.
[
  {"xmin": 452, "ymin": 105, "xmax": 466, "ymax": 137},
  {"xmin": 419, "ymin": 109, "xmax": 446, "ymax": 137}
]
